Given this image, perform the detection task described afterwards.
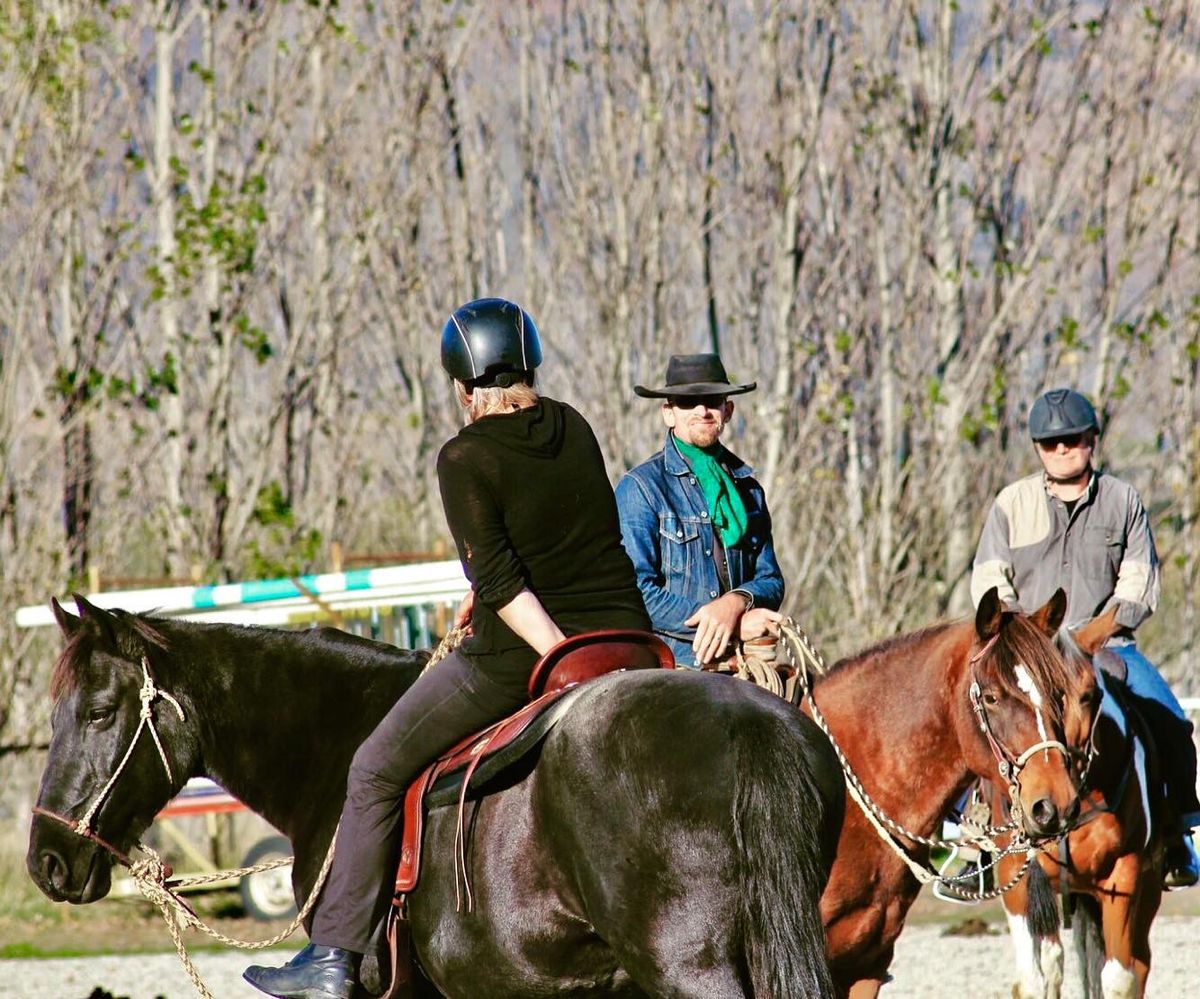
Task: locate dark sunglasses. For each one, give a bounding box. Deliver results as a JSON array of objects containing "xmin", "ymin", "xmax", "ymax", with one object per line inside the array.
[
  {"xmin": 668, "ymin": 395, "xmax": 728, "ymax": 410},
  {"xmin": 1036, "ymin": 433, "xmax": 1089, "ymax": 450}
]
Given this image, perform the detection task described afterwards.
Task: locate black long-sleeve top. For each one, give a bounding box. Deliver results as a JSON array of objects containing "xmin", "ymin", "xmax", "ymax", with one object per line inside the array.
[{"xmin": 437, "ymin": 397, "xmax": 650, "ymax": 691}]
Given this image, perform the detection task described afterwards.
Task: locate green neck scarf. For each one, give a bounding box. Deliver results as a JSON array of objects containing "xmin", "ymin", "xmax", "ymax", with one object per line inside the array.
[{"xmin": 673, "ymin": 437, "xmax": 748, "ymax": 548}]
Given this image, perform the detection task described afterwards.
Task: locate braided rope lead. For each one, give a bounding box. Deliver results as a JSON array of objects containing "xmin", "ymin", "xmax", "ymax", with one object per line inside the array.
[
  {"xmin": 779, "ymin": 618, "xmax": 1040, "ymax": 899},
  {"xmin": 421, "ymin": 625, "xmax": 468, "ymax": 675},
  {"xmin": 129, "ymin": 822, "xmax": 339, "ymax": 998}
]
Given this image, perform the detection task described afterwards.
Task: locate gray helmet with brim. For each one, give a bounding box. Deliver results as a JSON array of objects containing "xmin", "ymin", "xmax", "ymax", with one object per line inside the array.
[{"xmin": 1028, "ymin": 388, "xmax": 1099, "ymax": 440}]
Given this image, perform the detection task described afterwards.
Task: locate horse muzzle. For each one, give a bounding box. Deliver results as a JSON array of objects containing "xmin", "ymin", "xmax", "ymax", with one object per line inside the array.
[
  {"xmin": 26, "ymin": 826, "xmax": 114, "ymax": 904},
  {"xmin": 1022, "ymin": 792, "xmax": 1080, "ymax": 839}
]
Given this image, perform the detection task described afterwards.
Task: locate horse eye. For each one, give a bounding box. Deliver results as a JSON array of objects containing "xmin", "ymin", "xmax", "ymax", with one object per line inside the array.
[
  {"xmin": 982, "ymin": 691, "xmax": 999, "ymax": 707},
  {"xmin": 87, "ymin": 705, "xmax": 115, "ymax": 726}
]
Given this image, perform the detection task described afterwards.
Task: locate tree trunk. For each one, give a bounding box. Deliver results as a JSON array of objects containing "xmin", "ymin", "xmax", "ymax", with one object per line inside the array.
[
  {"xmin": 155, "ymin": 0, "xmax": 187, "ymax": 575},
  {"xmin": 200, "ymin": 0, "xmax": 233, "ymax": 574}
]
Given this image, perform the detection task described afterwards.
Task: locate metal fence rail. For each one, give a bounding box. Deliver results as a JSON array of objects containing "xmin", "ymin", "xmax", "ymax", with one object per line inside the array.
[{"xmin": 16, "ymin": 560, "xmax": 471, "ymax": 634}]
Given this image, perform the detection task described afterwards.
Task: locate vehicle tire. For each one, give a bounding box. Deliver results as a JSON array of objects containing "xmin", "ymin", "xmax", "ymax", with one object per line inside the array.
[{"xmin": 239, "ymin": 834, "xmax": 298, "ymax": 921}]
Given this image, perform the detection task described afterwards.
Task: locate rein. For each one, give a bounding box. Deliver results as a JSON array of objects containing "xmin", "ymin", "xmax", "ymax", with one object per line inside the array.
[{"xmin": 781, "ymin": 619, "xmax": 1057, "ymax": 902}]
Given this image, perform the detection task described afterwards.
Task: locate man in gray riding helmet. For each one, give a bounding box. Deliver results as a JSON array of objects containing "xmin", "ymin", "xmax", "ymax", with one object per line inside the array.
[{"xmin": 971, "ymin": 388, "xmax": 1200, "ymax": 889}]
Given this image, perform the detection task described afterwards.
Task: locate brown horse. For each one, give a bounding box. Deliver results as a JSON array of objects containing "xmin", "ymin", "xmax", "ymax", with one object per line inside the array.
[
  {"xmin": 803, "ymin": 588, "xmax": 1107, "ymax": 998},
  {"xmin": 992, "ymin": 608, "xmax": 1167, "ymax": 999}
]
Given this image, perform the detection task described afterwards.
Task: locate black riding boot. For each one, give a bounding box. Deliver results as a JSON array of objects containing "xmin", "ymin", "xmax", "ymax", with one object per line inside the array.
[
  {"xmin": 1157, "ymin": 713, "xmax": 1200, "ymax": 890},
  {"xmin": 1163, "ymin": 836, "xmax": 1199, "ymax": 889},
  {"xmin": 243, "ymin": 943, "xmax": 361, "ymax": 999}
]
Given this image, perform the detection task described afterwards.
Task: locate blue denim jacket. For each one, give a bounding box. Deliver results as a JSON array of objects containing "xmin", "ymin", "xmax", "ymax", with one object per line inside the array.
[{"xmin": 615, "ymin": 433, "xmax": 784, "ymax": 666}]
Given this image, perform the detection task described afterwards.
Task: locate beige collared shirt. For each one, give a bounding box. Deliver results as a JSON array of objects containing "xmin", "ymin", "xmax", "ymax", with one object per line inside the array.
[{"xmin": 970, "ymin": 469, "xmax": 1159, "ymax": 632}]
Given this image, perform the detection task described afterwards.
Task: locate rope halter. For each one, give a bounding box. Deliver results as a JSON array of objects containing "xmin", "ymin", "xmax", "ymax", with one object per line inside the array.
[
  {"xmin": 34, "ymin": 656, "xmax": 185, "ymax": 848},
  {"xmin": 31, "ymin": 652, "xmax": 338, "ymax": 999}
]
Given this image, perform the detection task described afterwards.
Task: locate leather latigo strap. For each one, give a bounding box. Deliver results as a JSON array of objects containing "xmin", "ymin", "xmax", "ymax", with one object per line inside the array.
[{"xmin": 712, "ymin": 534, "xmax": 732, "ymax": 594}]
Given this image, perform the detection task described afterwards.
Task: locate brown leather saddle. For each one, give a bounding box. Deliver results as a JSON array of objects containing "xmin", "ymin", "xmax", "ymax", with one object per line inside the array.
[{"xmin": 392, "ymin": 629, "xmax": 674, "ymax": 895}]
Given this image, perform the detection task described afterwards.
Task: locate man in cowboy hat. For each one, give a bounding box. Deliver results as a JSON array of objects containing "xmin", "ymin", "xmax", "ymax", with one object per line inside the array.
[{"xmin": 616, "ymin": 353, "xmax": 784, "ymax": 668}]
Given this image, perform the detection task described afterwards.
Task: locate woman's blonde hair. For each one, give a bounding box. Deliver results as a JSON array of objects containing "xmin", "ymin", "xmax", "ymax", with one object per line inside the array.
[{"xmin": 456, "ymin": 378, "xmax": 539, "ymax": 422}]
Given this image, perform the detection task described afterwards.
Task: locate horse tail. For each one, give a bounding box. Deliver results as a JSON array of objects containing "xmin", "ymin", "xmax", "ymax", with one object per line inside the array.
[
  {"xmin": 1071, "ymin": 893, "xmax": 1105, "ymax": 999},
  {"xmin": 731, "ymin": 706, "xmax": 839, "ymax": 998},
  {"xmin": 1026, "ymin": 861, "xmax": 1060, "ymax": 939}
]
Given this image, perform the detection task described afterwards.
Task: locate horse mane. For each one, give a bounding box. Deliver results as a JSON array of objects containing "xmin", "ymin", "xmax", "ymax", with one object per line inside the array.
[
  {"xmin": 50, "ymin": 611, "xmax": 169, "ymax": 701},
  {"xmin": 826, "ymin": 621, "xmax": 955, "ymax": 676},
  {"xmin": 825, "ymin": 614, "xmax": 1078, "ymax": 727},
  {"xmin": 1054, "ymin": 626, "xmax": 1091, "ymax": 668}
]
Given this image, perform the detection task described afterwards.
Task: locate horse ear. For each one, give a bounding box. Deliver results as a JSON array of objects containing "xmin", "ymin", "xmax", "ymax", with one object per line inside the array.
[
  {"xmin": 73, "ymin": 593, "xmax": 118, "ymax": 647},
  {"xmin": 975, "ymin": 587, "xmax": 1004, "ymax": 640},
  {"xmin": 1072, "ymin": 605, "xmax": 1121, "ymax": 656},
  {"xmin": 50, "ymin": 596, "xmax": 82, "ymax": 637},
  {"xmin": 1030, "ymin": 588, "xmax": 1067, "ymax": 637}
]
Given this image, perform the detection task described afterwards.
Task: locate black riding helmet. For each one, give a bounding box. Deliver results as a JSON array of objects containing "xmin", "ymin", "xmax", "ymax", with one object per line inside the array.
[
  {"xmin": 1028, "ymin": 388, "xmax": 1099, "ymax": 441},
  {"xmin": 441, "ymin": 298, "xmax": 542, "ymax": 388}
]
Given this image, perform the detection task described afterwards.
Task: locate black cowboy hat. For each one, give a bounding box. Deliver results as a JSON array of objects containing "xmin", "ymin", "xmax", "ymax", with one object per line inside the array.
[{"xmin": 633, "ymin": 353, "xmax": 756, "ymax": 398}]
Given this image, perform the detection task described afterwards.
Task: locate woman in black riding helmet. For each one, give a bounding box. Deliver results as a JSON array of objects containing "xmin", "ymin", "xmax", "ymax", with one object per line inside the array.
[{"xmin": 244, "ymin": 298, "xmax": 650, "ymax": 999}]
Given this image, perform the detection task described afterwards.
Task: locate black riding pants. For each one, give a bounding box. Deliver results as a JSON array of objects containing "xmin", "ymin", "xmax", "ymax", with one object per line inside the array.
[{"xmin": 311, "ymin": 650, "xmax": 528, "ymax": 953}]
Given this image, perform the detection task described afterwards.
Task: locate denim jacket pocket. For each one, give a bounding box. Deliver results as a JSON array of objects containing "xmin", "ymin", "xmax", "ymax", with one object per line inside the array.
[{"xmin": 658, "ymin": 514, "xmax": 702, "ymax": 581}]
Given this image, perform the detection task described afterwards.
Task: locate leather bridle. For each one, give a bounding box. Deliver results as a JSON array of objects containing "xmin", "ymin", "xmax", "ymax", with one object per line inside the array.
[{"xmin": 967, "ymin": 633, "xmax": 1071, "ymax": 827}]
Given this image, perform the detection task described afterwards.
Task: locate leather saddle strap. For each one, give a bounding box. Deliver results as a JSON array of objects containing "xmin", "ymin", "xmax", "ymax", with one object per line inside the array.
[
  {"xmin": 381, "ymin": 905, "xmax": 413, "ymax": 999},
  {"xmin": 712, "ymin": 533, "xmax": 732, "ymax": 594}
]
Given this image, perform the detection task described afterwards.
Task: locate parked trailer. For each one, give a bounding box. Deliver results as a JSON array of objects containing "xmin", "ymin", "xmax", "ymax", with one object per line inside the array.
[{"xmin": 110, "ymin": 777, "xmax": 297, "ymax": 921}]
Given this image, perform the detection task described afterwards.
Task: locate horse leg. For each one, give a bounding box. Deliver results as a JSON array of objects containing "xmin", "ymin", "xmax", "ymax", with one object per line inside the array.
[
  {"xmin": 1127, "ymin": 871, "xmax": 1162, "ymax": 996},
  {"xmin": 1096, "ymin": 858, "xmax": 1143, "ymax": 999},
  {"xmin": 1039, "ymin": 935, "xmax": 1065, "ymax": 999},
  {"xmin": 1005, "ymin": 907, "xmax": 1063, "ymax": 999},
  {"xmin": 1002, "ymin": 871, "xmax": 1041, "ymax": 999},
  {"xmin": 592, "ymin": 841, "xmax": 755, "ymax": 999}
]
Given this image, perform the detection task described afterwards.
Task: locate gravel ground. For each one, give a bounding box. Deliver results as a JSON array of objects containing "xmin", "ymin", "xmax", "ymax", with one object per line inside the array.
[{"xmin": 0, "ymin": 916, "xmax": 1196, "ymax": 998}]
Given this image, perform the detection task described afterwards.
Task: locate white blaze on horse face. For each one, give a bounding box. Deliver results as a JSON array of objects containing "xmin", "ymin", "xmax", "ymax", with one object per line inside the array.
[{"xmin": 1014, "ymin": 664, "xmax": 1052, "ymax": 749}]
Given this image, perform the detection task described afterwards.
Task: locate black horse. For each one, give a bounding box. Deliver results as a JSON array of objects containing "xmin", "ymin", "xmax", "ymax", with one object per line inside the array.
[{"xmin": 28, "ymin": 596, "xmax": 844, "ymax": 997}]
